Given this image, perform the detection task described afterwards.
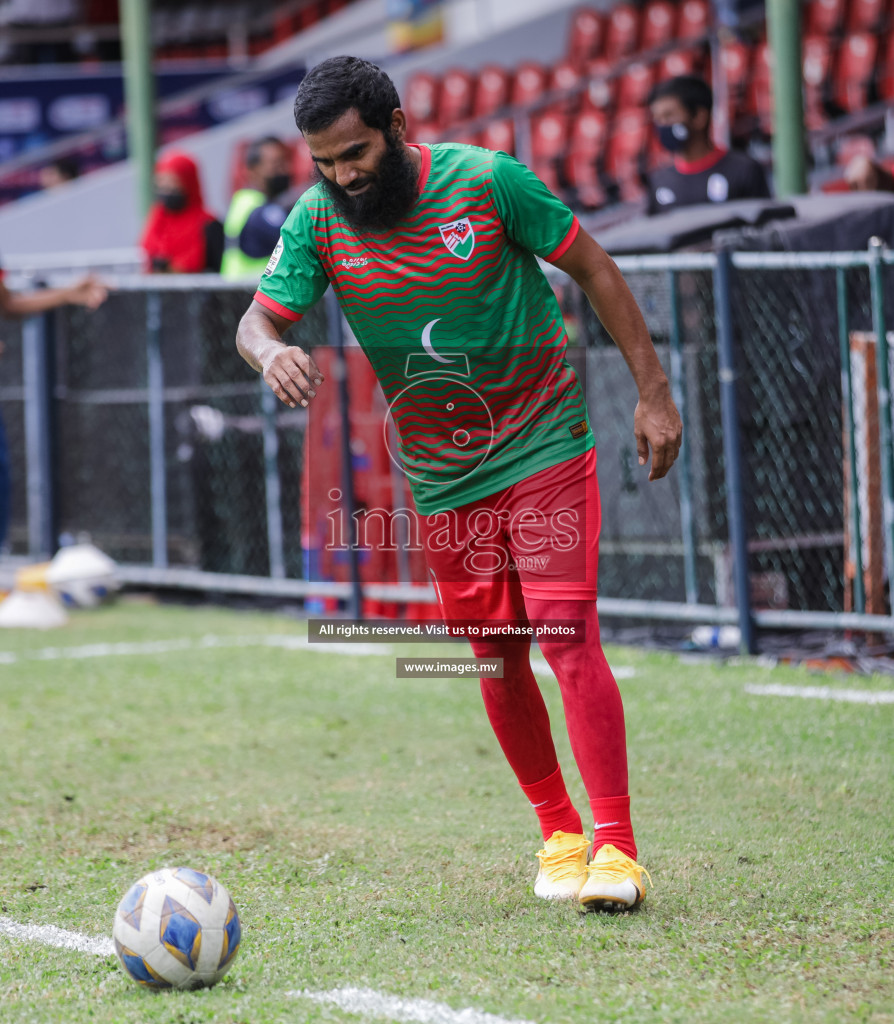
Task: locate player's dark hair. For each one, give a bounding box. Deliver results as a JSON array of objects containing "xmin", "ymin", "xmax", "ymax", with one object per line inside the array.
[
  {"xmin": 293, "ymin": 56, "xmax": 401, "ymax": 135},
  {"xmin": 245, "ymin": 135, "xmax": 285, "ymax": 168},
  {"xmin": 647, "ymin": 75, "xmax": 713, "ymax": 116}
]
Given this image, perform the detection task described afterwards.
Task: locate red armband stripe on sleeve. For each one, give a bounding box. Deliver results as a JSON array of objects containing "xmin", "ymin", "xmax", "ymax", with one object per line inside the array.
[
  {"xmin": 254, "ymin": 290, "xmax": 303, "ymax": 322},
  {"xmin": 542, "ymin": 217, "xmax": 580, "ymax": 263}
]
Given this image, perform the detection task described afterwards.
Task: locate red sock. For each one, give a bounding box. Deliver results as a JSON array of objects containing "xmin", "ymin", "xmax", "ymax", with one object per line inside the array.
[
  {"xmin": 589, "ymin": 795, "xmax": 636, "ymax": 861},
  {"xmin": 470, "ymin": 637, "xmax": 560, "ymax": 784},
  {"xmin": 469, "ymin": 637, "xmax": 581, "ymax": 840},
  {"xmin": 519, "ymin": 765, "xmax": 583, "ymax": 841},
  {"xmin": 525, "ymin": 597, "xmax": 637, "ymax": 861}
]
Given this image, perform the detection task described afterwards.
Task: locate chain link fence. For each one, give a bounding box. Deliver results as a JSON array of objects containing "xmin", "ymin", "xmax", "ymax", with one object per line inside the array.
[{"xmin": 2, "ymin": 250, "xmax": 894, "ymax": 642}]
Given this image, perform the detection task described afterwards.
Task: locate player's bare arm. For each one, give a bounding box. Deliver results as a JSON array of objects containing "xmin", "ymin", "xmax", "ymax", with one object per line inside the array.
[
  {"xmin": 553, "ymin": 229, "xmax": 682, "ymax": 481},
  {"xmin": 236, "ymin": 299, "xmax": 325, "ymax": 409}
]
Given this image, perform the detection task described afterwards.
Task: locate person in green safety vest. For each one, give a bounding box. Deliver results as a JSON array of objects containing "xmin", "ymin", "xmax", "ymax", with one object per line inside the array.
[{"xmin": 221, "ymin": 136, "xmax": 293, "ymax": 279}]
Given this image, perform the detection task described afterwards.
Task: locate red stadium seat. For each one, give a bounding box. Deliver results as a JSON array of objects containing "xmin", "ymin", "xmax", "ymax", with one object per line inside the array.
[
  {"xmin": 719, "ymin": 39, "xmax": 751, "ymax": 97},
  {"xmin": 802, "ymin": 34, "xmax": 835, "ymax": 130},
  {"xmin": 448, "ymin": 128, "xmax": 481, "ymax": 146},
  {"xmin": 548, "ymin": 59, "xmax": 583, "ymax": 96},
  {"xmin": 747, "ymin": 40, "xmax": 774, "ymax": 132},
  {"xmin": 528, "ymin": 111, "xmax": 568, "ymax": 192},
  {"xmin": 292, "ymin": 136, "xmax": 315, "ymax": 185},
  {"xmin": 86, "ymin": 0, "xmax": 119, "ymax": 23},
  {"xmin": 846, "ymin": 0, "xmax": 889, "ymax": 32},
  {"xmin": 616, "ymin": 62, "xmax": 656, "ymax": 109},
  {"xmin": 474, "ymin": 66, "xmax": 511, "ymax": 118},
  {"xmin": 567, "ymin": 7, "xmax": 606, "ymax": 69},
  {"xmin": 405, "ymin": 72, "xmax": 440, "ymax": 128},
  {"xmin": 439, "ymin": 69, "xmax": 476, "ymax": 126},
  {"xmin": 569, "ymin": 107, "xmax": 609, "ymax": 156},
  {"xmin": 583, "ymin": 58, "xmax": 615, "ymax": 111},
  {"xmin": 511, "ymin": 63, "xmax": 549, "ymax": 108},
  {"xmin": 833, "ymin": 32, "xmax": 880, "ymax": 112},
  {"xmin": 803, "ymin": 0, "xmax": 847, "ymax": 36},
  {"xmin": 409, "ymin": 122, "xmax": 442, "ymax": 144},
  {"xmin": 878, "ymin": 31, "xmax": 894, "ymax": 100},
  {"xmin": 677, "ymin": 0, "xmax": 711, "ymax": 39},
  {"xmin": 530, "ymin": 111, "xmax": 569, "ymax": 193},
  {"xmin": 480, "ymin": 118, "xmax": 515, "ymax": 154},
  {"xmin": 530, "ymin": 110, "xmax": 570, "ymax": 161},
  {"xmin": 640, "ymin": 0, "xmax": 677, "ymax": 51},
  {"xmin": 604, "ymin": 108, "xmax": 650, "ymax": 201},
  {"xmin": 604, "ymin": 3, "xmax": 641, "ymax": 58},
  {"xmin": 715, "ymin": 39, "xmax": 750, "ymax": 129},
  {"xmin": 657, "ymin": 48, "xmax": 700, "ymax": 81},
  {"xmin": 564, "ymin": 109, "xmax": 609, "ymax": 208},
  {"xmin": 545, "ymin": 59, "xmax": 583, "ymax": 115}
]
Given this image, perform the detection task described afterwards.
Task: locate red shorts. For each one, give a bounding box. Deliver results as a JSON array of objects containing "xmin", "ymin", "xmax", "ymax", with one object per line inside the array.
[{"xmin": 418, "ymin": 448, "xmax": 600, "ymax": 622}]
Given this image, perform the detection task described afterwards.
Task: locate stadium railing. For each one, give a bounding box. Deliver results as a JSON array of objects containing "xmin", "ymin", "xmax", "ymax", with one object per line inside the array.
[{"xmin": 2, "ymin": 244, "xmax": 893, "ymax": 650}]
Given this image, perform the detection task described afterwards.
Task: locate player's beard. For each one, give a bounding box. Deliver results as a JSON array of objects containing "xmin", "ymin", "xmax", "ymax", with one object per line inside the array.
[{"xmin": 317, "ymin": 131, "xmax": 420, "ymax": 232}]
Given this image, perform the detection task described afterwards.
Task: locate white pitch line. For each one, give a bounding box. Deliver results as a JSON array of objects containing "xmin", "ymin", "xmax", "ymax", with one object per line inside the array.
[
  {"xmin": 0, "ymin": 917, "xmax": 114, "ymax": 957},
  {"xmin": 530, "ymin": 657, "xmax": 635, "ymax": 680},
  {"xmin": 744, "ymin": 682, "xmax": 894, "ymax": 705},
  {"xmin": 0, "ymin": 635, "xmax": 634, "ymax": 677},
  {"xmin": 289, "ymin": 986, "xmax": 535, "ymax": 1024},
  {"xmin": 0, "ymin": 633, "xmax": 393, "ymax": 665},
  {"xmin": 0, "ymin": 918, "xmax": 536, "ymax": 1024}
]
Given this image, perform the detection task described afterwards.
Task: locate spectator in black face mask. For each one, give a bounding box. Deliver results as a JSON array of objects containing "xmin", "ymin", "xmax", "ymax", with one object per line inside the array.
[
  {"xmin": 221, "ymin": 136, "xmax": 294, "ymax": 279},
  {"xmin": 645, "ymin": 75, "xmax": 770, "ymax": 216},
  {"xmin": 140, "ymin": 151, "xmax": 224, "ymax": 273}
]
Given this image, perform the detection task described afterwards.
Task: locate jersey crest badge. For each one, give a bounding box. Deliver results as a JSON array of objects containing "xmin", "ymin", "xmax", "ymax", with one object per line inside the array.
[{"xmin": 438, "ymin": 219, "xmax": 475, "ymax": 261}]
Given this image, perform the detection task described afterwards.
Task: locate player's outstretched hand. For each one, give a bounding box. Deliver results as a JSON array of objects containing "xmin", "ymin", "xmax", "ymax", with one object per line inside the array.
[
  {"xmin": 262, "ymin": 345, "xmax": 324, "ymax": 409},
  {"xmin": 67, "ymin": 274, "xmax": 108, "ymax": 310},
  {"xmin": 635, "ymin": 388, "xmax": 682, "ymax": 481}
]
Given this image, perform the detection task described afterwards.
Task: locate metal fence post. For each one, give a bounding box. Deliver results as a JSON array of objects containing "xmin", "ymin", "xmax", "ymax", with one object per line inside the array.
[
  {"xmin": 260, "ymin": 381, "xmax": 286, "ymax": 579},
  {"xmin": 325, "ymin": 288, "xmax": 363, "ymax": 618},
  {"xmin": 713, "ymin": 249, "xmax": 754, "ymax": 654},
  {"xmin": 837, "ymin": 266, "xmax": 865, "ymax": 613},
  {"xmin": 22, "ymin": 311, "xmax": 55, "ymax": 558},
  {"xmin": 667, "ymin": 268, "xmax": 699, "ymax": 604},
  {"xmin": 868, "ymin": 237, "xmax": 894, "ymax": 604},
  {"xmin": 146, "ymin": 291, "xmax": 168, "ymax": 568}
]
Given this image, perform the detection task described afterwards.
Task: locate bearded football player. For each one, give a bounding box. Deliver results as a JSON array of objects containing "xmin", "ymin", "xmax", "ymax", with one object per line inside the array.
[{"xmin": 236, "ymin": 56, "xmax": 682, "ymax": 910}]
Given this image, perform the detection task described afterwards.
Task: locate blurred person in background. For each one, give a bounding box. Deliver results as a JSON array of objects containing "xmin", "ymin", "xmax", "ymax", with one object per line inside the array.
[
  {"xmin": 646, "ymin": 75, "xmax": 770, "ymax": 215},
  {"xmin": 221, "ymin": 136, "xmax": 293, "ymax": 279},
  {"xmin": 844, "ymin": 154, "xmax": 894, "ymax": 192},
  {"xmin": 0, "ymin": 271, "xmax": 107, "ymax": 552},
  {"xmin": 141, "ymin": 152, "xmax": 224, "ymax": 274},
  {"xmin": 39, "ymin": 156, "xmax": 80, "ymax": 190}
]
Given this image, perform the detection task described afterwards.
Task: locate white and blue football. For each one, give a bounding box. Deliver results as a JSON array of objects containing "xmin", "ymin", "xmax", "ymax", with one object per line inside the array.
[{"xmin": 112, "ymin": 867, "xmax": 241, "ymax": 990}]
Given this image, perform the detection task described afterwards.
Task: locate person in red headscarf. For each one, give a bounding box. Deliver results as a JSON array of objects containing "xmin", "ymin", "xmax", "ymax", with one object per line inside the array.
[{"xmin": 140, "ymin": 152, "xmax": 224, "ymax": 273}]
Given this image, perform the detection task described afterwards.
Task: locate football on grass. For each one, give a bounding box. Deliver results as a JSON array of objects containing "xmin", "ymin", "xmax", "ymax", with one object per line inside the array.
[{"xmin": 112, "ymin": 867, "xmax": 241, "ymax": 989}]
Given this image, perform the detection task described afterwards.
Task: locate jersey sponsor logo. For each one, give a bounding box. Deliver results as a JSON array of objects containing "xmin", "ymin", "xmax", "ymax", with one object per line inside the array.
[
  {"xmin": 263, "ymin": 237, "xmax": 284, "ymax": 277},
  {"xmin": 340, "ymin": 256, "xmax": 369, "ymax": 268},
  {"xmin": 438, "ymin": 218, "xmax": 475, "ymax": 261},
  {"xmin": 569, "ymin": 419, "xmax": 589, "ymax": 439}
]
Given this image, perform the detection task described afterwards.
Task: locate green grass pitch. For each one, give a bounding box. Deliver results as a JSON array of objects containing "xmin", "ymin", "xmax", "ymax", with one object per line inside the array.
[{"xmin": 0, "ymin": 599, "xmax": 891, "ymax": 1024}]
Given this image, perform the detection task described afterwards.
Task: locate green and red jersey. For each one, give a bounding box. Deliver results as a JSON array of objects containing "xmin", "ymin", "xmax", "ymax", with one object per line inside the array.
[{"xmin": 255, "ymin": 142, "xmax": 594, "ymax": 514}]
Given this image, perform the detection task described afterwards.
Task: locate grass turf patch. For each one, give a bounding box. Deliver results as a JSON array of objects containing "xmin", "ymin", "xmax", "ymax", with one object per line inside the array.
[{"xmin": 0, "ymin": 600, "xmax": 891, "ymax": 1023}]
